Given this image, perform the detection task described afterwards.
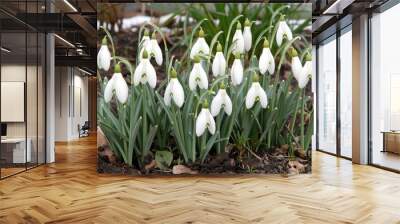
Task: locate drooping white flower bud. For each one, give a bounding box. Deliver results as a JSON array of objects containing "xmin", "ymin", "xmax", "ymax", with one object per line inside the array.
[
  {"xmin": 133, "ymin": 50, "xmax": 157, "ymax": 88},
  {"xmin": 276, "ymin": 15, "xmax": 293, "ymax": 47},
  {"xmin": 97, "ymin": 37, "xmax": 112, "ymax": 71},
  {"xmin": 196, "ymin": 100, "xmax": 216, "ymax": 136},
  {"xmin": 258, "ymin": 38, "xmax": 275, "ymax": 75},
  {"xmin": 190, "ymin": 28, "xmax": 210, "ymax": 59},
  {"xmin": 232, "ymin": 22, "xmax": 245, "ymax": 54},
  {"xmin": 164, "ymin": 68, "xmax": 185, "ymax": 107},
  {"xmin": 243, "ymin": 18, "xmax": 252, "ymax": 52},
  {"xmin": 212, "ymin": 42, "xmax": 226, "ymax": 77},
  {"xmin": 245, "ymin": 73, "xmax": 268, "ymax": 109},
  {"xmin": 231, "ymin": 53, "xmax": 243, "ymax": 86},
  {"xmin": 189, "ymin": 56, "xmax": 208, "ymax": 91},
  {"xmin": 211, "ymin": 83, "xmax": 232, "ymax": 116},
  {"xmin": 104, "ymin": 64, "xmax": 129, "ymax": 104}
]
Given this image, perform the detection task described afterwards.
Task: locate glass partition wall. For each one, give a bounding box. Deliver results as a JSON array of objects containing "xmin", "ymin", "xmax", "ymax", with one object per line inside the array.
[
  {"xmin": 316, "ymin": 26, "xmax": 353, "ymax": 159},
  {"xmin": 0, "ymin": 1, "xmax": 46, "ymax": 179},
  {"xmin": 370, "ymin": 3, "xmax": 400, "ymax": 171}
]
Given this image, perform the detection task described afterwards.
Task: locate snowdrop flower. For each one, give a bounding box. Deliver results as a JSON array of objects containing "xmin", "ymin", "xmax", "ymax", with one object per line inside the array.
[
  {"xmin": 133, "ymin": 50, "xmax": 157, "ymax": 88},
  {"xmin": 289, "ymin": 47, "xmax": 302, "ymax": 80},
  {"xmin": 212, "ymin": 42, "xmax": 226, "ymax": 77},
  {"xmin": 164, "ymin": 68, "xmax": 185, "ymax": 108},
  {"xmin": 258, "ymin": 38, "xmax": 275, "ymax": 75},
  {"xmin": 211, "ymin": 83, "xmax": 232, "ymax": 116},
  {"xmin": 196, "ymin": 100, "xmax": 216, "ymax": 136},
  {"xmin": 243, "ymin": 19, "xmax": 252, "ymax": 52},
  {"xmin": 140, "ymin": 31, "xmax": 163, "ymax": 66},
  {"xmin": 231, "ymin": 53, "xmax": 243, "ymax": 86},
  {"xmin": 97, "ymin": 37, "xmax": 112, "ymax": 71},
  {"xmin": 232, "ymin": 22, "xmax": 245, "ymax": 54},
  {"xmin": 190, "ymin": 28, "xmax": 210, "ymax": 59},
  {"xmin": 276, "ymin": 16, "xmax": 293, "ymax": 47},
  {"xmin": 245, "ymin": 73, "xmax": 268, "ymax": 109},
  {"xmin": 297, "ymin": 53, "xmax": 312, "ymax": 89},
  {"xmin": 104, "ymin": 64, "xmax": 129, "ymax": 104},
  {"xmin": 189, "ymin": 56, "xmax": 208, "ymax": 91}
]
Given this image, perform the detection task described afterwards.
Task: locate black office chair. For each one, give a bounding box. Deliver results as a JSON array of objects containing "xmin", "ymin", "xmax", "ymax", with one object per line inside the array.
[{"xmin": 79, "ymin": 121, "xmax": 90, "ymax": 138}]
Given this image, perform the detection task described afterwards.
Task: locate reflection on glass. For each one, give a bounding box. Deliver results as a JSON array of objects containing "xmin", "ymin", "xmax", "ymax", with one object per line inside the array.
[
  {"xmin": 371, "ymin": 4, "xmax": 400, "ymax": 171},
  {"xmin": 318, "ymin": 37, "xmax": 337, "ymax": 154},
  {"xmin": 340, "ymin": 29, "xmax": 352, "ymax": 158},
  {"xmin": 1, "ymin": 31, "xmax": 27, "ymax": 177}
]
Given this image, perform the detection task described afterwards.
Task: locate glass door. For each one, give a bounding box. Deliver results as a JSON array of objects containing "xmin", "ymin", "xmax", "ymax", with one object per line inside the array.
[
  {"xmin": 317, "ymin": 35, "xmax": 337, "ymax": 155},
  {"xmin": 339, "ymin": 26, "xmax": 352, "ymax": 158}
]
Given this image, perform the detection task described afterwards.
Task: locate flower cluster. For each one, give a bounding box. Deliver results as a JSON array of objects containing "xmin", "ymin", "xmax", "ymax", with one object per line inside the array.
[{"xmin": 97, "ymin": 17, "xmax": 311, "ymax": 138}]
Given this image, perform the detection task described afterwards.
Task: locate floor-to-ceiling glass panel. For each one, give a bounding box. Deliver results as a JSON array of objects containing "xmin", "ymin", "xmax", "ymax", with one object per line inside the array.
[
  {"xmin": 371, "ymin": 4, "xmax": 400, "ymax": 171},
  {"xmin": 340, "ymin": 27, "xmax": 352, "ymax": 158},
  {"xmin": 318, "ymin": 36, "xmax": 337, "ymax": 154},
  {"xmin": 1, "ymin": 31, "xmax": 28, "ymax": 177}
]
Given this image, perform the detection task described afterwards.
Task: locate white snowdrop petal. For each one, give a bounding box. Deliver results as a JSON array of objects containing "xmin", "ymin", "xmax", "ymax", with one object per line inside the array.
[
  {"xmin": 199, "ymin": 71, "xmax": 208, "ymax": 90},
  {"xmin": 256, "ymin": 84, "xmax": 268, "ymax": 108},
  {"xmin": 211, "ymin": 92, "xmax": 223, "ymax": 117},
  {"xmin": 259, "ymin": 48, "xmax": 269, "ymax": 74},
  {"xmin": 212, "ymin": 52, "xmax": 226, "ymax": 77},
  {"xmin": 207, "ymin": 111, "xmax": 216, "ymax": 135},
  {"xmin": 283, "ymin": 22, "xmax": 293, "ymax": 40},
  {"xmin": 114, "ymin": 73, "xmax": 129, "ymax": 104},
  {"xmin": 164, "ymin": 82, "xmax": 172, "ymax": 106},
  {"xmin": 267, "ymin": 49, "xmax": 275, "ymax": 75},
  {"xmin": 276, "ymin": 23, "xmax": 284, "ymax": 47},
  {"xmin": 243, "ymin": 26, "xmax": 252, "ymax": 52},
  {"xmin": 104, "ymin": 77, "xmax": 114, "ymax": 103},
  {"xmin": 97, "ymin": 45, "xmax": 111, "ymax": 71},
  {"xmin": 291, "ymin": 57, "xmax": 302, "ymax": 80},
  {"xmin": 172, "ymin": 79, "xmax": 185, "ymax": 107},
  {"xmin": 145, "ymin": 61, "xmax": 157, "ymax": 88},
  {"xmin": 133, "ymin": 62, "xmax": 144, "ymax": 86},
  {"xmin": 190, "ymin": 39, "xmax": 201, "ymax": 59},
  {"xmin": 151, "ymin": 39, "xmax": 163, "ymax": 65},
  {"xmin": 196, "ymin": 109, "xmax": 208, "ymax": 136},
  {"xmin": 245, "ymin": 84, "xmax": 257, "ymax": 109},
  {"xmin": 188, "ymin": 70, "xmax": 197, "ymax": 91},
  {"xmin": 199, "ymin": 38, "xmax": 210, "ymax": 56},
  {"xmin": 232, "ymin": 30, "xmax": 245, "ymax": 54},
  {"xmin": 231, "ymin": 59, "xmax": 243, "ymax": 86},
  {"xmin": 303, "ymin": 61, "xmax": 312, "ymax": 76},
  {"xmin": 298, "ymin": 73, "xmax": 310, "ymax": 89},
  {"xmin": 223, "ymin": 94, "xmax": 233, "ymax": 115}
]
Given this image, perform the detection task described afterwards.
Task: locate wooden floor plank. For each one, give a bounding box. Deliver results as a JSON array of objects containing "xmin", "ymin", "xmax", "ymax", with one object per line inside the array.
[{"xmin": 0, "ymin": 135, "xmax": 400, "ymax": 223}]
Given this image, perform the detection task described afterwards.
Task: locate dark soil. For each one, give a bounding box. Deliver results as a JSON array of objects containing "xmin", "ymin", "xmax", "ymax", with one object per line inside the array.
[{"xmin": 97, "ymin": 145, "xmax": 311, "ymax": 176}]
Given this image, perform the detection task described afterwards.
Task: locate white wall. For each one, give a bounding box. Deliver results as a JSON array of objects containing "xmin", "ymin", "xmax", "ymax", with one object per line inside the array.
[{"xmin": 54, "ymin": 67, "xmax": 89, "ymax": 141}]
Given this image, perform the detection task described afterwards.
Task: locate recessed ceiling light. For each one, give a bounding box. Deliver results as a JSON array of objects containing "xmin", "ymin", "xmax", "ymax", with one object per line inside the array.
[
  {"xmin": 63, "ymin": 0, "xmax": 78, "ymax": 12},
  {"xmin": 54, "ymin": 34, "xmax": 75, "ymax": 48},
  {"xmin": 1, "ymin": 47, "xmax": 11, "ymax": 53},
  {"xmin": 78, "ymin": 68, "xmax": 92, "ymax": 76}
]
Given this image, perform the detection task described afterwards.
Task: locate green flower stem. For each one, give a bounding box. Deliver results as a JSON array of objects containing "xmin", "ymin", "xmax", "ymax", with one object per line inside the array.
[{"xmin": 301, "ymin": 88, "xmax": 305, "ymax": 150}]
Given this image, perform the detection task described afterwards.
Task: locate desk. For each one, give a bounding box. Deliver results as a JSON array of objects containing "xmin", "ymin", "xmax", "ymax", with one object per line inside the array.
[
  {"xmin": 1, "ymin": 138, "xmax": 31, "ymax": 163},
  {"xmin": 382, "ymin": 131, "xmax": 400, "ymax": 154}
]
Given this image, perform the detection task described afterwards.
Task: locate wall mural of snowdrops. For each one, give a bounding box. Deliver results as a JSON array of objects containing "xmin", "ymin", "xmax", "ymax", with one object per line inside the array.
[{"xmin": 97, "ymin": 3, "xmax": 313, "ymax": 175}]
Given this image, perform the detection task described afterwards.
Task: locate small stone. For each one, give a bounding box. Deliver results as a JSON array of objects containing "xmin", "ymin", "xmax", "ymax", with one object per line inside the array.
[
  {"xmin": 288, "ymin": 160, "xmax": 305, "ymax": 175},
  {"xmin": 172, "ymin": 165, "xmax": 198, "ymax": 175}
]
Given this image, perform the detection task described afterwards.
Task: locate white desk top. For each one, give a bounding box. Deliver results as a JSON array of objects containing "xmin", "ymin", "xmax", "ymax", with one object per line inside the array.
[{"xmin": 1, "ymin": 138, "xmax": 28, "ymax": 143}]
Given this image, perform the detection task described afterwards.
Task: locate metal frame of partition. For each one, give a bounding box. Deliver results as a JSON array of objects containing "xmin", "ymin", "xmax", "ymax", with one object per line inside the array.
[{"xmin": 0, "ymin": 0, "xmax": 47, "ymax": 180}]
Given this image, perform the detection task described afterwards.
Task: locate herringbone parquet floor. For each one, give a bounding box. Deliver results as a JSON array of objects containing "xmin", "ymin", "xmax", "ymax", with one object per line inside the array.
[{"xmin": 1, "ymin": 135, "xmax": 400, "ymax": 224}]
